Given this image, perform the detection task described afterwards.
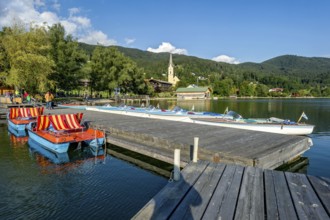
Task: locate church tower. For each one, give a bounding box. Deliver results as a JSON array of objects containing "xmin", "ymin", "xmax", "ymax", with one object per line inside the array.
[{"xmin": 168, "ymin": 53, "xmax": 180, "ymax": 85}]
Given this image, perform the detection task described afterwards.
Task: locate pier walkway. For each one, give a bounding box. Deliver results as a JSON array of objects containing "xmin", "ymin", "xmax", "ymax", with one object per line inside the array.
[
  {"xmin": 134, "ymin": 161, "xmax": 330, "ymax": 220},
  {"xmin": 51, "ymin": 108, "xmax": 311, "ymax": 169}
]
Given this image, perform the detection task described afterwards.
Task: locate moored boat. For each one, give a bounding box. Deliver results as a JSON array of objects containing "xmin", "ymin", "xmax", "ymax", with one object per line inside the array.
[
  {"xmin": 8, "ymin": 123, "xmax": 28, "ymax": 137},
  {"xmin": 27, "ymin": 113, "xmax": 105, "ymax": 155},
  {"xmin": 57, "ymin": 103, "xmax": 89, "ymax": 110},
  {"xmin": 28, "ymin": 138, "xmax": 70, "ymax": 164},
  {"xmin": 192, "ymin": 111, "xmax": 315, "ymax": 135},
  {"xmin": 28, "ymin": 138, "xmax": 105, "ymax": 168},
  {"xmin": 7, "ymin": 107, "xmax": 44, "ymax": 134},
  {"xmin": 85, "ymin": 104, "xmax": 314, "ymax": 135},
  {"xmin": 86, "ymin": 105, "xmax": 224, "ymax": 122}
]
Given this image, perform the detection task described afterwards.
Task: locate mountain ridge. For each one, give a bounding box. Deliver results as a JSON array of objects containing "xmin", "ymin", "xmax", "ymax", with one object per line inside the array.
[{"xmin": 79, "ymin": 42, "xmax": 330, "ymax": 80}]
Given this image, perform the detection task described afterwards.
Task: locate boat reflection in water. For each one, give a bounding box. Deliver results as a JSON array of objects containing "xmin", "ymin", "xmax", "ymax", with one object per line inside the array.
[
  {"xmin": 28, "ymin": 138, "xmax": 105, "ymax": 170},
  {"xmin": 7, "ymin": 125, "xmax": 29, "ymax": 148},
  {"xmin": 28, "ymin": 138, "xmax": 70, "ymax": 164},
  {"xmin": 8, "ymin": 130, "xmax": 29, "ymax": 148}
]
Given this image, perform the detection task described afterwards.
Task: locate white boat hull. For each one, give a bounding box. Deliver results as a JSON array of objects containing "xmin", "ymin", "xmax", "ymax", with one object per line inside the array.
[
  {"xmin": 86, "ymin": 107, "xmax": 197, "ymax": 122},
  {"xmin": 192, "ymin": 119, "xmax": 314, "ymax": 135}
]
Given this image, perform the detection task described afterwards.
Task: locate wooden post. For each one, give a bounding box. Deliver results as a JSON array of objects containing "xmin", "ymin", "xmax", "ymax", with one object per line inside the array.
[
  {"xmin": 104, "ymin": 129, "xmax": 107, "ymax": 157},
  {"xmin": 173, "ymin": 149, "xmax": 180, "ymax": 181},
  {"xmin": 193, "ymin": 137, "xmax": 199, "ymax": 162},
  {"xmin": 94, "ymin": 130, "xmax": 98, "ymax": 163}
]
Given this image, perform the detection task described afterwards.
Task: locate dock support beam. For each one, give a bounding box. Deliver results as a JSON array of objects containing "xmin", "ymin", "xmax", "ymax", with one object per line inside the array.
[
  {"xmin": 173, "ymin": 149, "xmax": 180, "ymax": 181},
  {"xmin": 193, "ymin": 137, "xmax": 199, "ymax": 163}
]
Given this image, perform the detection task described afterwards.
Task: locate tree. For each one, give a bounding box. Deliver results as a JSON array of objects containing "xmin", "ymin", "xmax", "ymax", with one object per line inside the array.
[
  {"xmin": 239, "ymin": 81, "xmax": 256, "ymax": 97},
  {"xmin": 322, "ymin": 87, "xmax": 330, "ymax": 96},
  {"xmin": 213, "ymin": 78, "xmax": 235, "ymax": 96},
  {"xmin": 255, "ymin": 83, "xmax": 269, "ymax": 97},
  {"xmin": 0, "ymin": 29, "xmax": 11, "ymax": 84},
  {"xmin": 0, "ymin": 24, "xmax": 54, "ymax": 94},
  {"xmin": 48, "ymin": 24, "xmax": 87, "ymax": 92},
  {"xmin": 90, "ymin": 46, "xmax": 150, "ymax": 97}
]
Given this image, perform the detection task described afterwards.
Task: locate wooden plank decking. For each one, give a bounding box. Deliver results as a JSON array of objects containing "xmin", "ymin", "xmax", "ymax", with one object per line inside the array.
[
  {"xmin": 0, "ymin": 109, "xmax": 8, "ymax": 124},
  {"xmin": 49, "ymin": 108, "xmax": 312, "ymax": 169},
  {"xmin": 133, "ymin": 161, "xmax": 330, "ymax": 220},
  {"xmin": 0, "ymin": 112, "xmax": 6, "ymax": 119}
]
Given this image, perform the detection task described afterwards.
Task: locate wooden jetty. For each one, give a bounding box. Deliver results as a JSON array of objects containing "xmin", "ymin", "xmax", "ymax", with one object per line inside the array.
[
  {"xmin": 133, "ymin": 161, "xmax": 330, "ymax": 219},
  {"xmin": 0, "ymin": 103, "xmax": 37, "ymax": 108},
  {"xmin": 0, "ymin": 112, "xmax": 7, "ymax": 119},
  {"xmin": 51, "ymin": 108, "xmax": 312, "ymax": 169},
  {"xmin": 0, "ymin": 108, "xmax": 8, "ymax": 124}
]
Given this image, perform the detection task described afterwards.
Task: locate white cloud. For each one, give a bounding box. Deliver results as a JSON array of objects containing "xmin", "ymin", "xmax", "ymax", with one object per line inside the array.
[
  {"xmin": 69, "ymin": 7, "xmax": 80, "ymax": 16},
  {"xmin": 0, "ymin": 0, "xmax": 40, "ymax": 27},
  {"xmin": 147, "ymin": 42, "xmax": 188, "ymax": 55},
  {"xmin": 212, "ymin": 55, "xmax": 240, "ymax": 64},
  {"xmin": 52, "ymin": 0, "xmax": 61, "ymax": 12},
  {"xmin": 34, "ymin": 0, "xmax": 45, "ymax": 7},
  {"xmin": 39, "ymin": 11, "xmax": 59, "ymax": 25},
  {"xmin": 125, "ymin": 38, "xmax": 135, "ymax": 45},
  {"xmin": 79, "ymin": 30, "xmax": 117, "ymax": 46},
  {"xmin": 0, "ymin": 0, "xmax": 116, "ymax": 46},
  {"xmin": 69, "ymin": 16, "xmax": 91, "ymax": 28},
  {"xmin": 60, "ymin": 20, "xmax": 77, "ymax": 35}
]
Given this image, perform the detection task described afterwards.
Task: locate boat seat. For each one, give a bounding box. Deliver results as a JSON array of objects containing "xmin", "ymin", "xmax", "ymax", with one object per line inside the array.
[
  {"xmin": 49, "ymin": 114, "xmax": 71, "ymax": 131},
  {"xmin": 29, "ymin": 107, "xmax": 44, "ymax": 118},
  {"xmin": 19, "ymin": 108, "xmax": 30, "ymax": 118},
  {"xmin": 36, "ymin": 115, "xmax": 51, "ymax": 131},
  {"xmin": 10, "ymin": 107, "xmax": 43, "ymax": 119},
  {"xmin": 62, "ymin": 114, "xmax": 85, "ymax": 131},
  {"xmin": 9, "ymin": 108, "xmax": 19, "ymax": 119},
  {"xmin": 36, "ymin": 113, "xmax": 86, "ymax": 132}
]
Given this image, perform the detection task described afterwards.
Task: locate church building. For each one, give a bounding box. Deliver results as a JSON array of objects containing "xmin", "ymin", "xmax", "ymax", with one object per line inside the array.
[
  {"xmin": 148, "ymin": 53, "xmax": 180, "ymax": 92},
  {"xmin": 167, "ymin": 53, "xmax": 180, "ymax": 85}
]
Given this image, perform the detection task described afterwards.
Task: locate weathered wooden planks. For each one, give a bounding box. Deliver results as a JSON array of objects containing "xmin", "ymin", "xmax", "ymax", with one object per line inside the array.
[
  {"xmin": 133, "ymin": 161, "xmax": 330, "ymax": 219},
  {"xmin": 286, "ymin": 172, "xmax": 329, "ymax": 219},
  {"xmin": 264, "ymin": 170, "xmax": 298, "ymax": 220},
  {"xmin": 132, "ymin": 161, "xmax": 209, "ymax": 220},
  {"xmin": 202, "ymin": 164, "xmax": 244, "ymax": 219},
  {"xmin": 235, "ymin": 166, "xmax": 264, "ymax": 220}
]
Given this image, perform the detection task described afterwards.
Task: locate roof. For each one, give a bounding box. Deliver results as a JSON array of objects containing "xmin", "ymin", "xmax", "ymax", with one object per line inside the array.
[
  {"xmin": 176, "ymin": 87, "xmax": 211, "ymax": 93},
  {"xmin": 148, "ymin": 78, "xmax": 173, "ymax": 85}
]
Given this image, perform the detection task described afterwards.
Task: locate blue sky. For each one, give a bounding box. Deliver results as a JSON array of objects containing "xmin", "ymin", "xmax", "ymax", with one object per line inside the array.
[{"xmin": 1, "ymin": 0, "xmax": 330, "ymax": 63}]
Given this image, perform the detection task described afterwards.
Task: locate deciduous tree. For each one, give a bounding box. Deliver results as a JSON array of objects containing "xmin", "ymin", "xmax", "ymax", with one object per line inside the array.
[{"xmin": 0, "ymin": 24, "xmax": 54, "ymax": 94}]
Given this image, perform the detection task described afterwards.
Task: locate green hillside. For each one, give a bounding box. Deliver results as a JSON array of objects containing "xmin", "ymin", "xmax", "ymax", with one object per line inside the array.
[
  {"xmin": 80, "ymin": 43, "xmax": 330, "ymax": 78},
  {"xmin": 238, "ymin": 55, "xmax": 330, "ymax": 77},
  {"xmin": 79, "ymin": 43, "xmax": 232, "ymax": 80},
  {"xmin": 79, "ymin": 43, "xmax": 330, "ymax": 96}
]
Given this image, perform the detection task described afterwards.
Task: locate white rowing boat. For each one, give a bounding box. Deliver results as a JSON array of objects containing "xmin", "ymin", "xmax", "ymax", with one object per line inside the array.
[
  {"xmin": 192, "ymin": 111, "xmax": 314, "ymax": 135},
  {"xmin": 85, "ymin": 105, "xmax": 314, "ymax": 135}
]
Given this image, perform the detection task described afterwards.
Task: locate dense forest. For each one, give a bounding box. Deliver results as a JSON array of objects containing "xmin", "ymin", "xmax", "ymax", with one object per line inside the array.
[
  {"xmin": 80, "ymin": 43, "xmax": 330, "ymax": 97},
  {"xmin": 1, "ymin": 23, "xmax": 329, "ymax": 98}
]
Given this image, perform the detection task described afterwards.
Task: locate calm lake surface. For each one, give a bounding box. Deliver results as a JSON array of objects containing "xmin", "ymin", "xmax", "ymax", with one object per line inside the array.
[
  {"xmin": 0, "ymin": 126, "xmax": 167, "ymax": 219},
  {"xmin": 1, "ymin": 98, "xmax": 329, "ymax": 219}
]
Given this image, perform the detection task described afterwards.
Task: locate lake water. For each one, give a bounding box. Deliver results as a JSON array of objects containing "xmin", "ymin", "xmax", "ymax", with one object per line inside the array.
[
  {"xmin": 0, "ymin": 126, "xmax": 167, "ymax": 219},
  {"xmin": 151, "ymin": 98, "xmax": 330, "ymax": 178},
  {"xmin": 1, "ymin": 98, "xmax": 329, "ymax": 219}
]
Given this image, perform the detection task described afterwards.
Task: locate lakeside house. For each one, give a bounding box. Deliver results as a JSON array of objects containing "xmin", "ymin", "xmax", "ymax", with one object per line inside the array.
[
  {"xmin": 148, "ymin": 78, "xmax": 173, "ymax": 92},
  {"xmin": 176, "ymin": 86, "xmax": 212, "ymax": 100}
]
